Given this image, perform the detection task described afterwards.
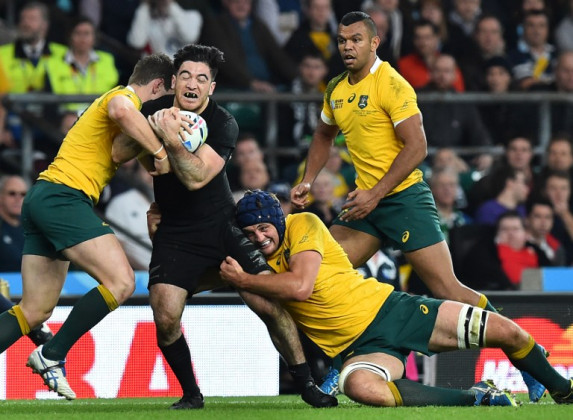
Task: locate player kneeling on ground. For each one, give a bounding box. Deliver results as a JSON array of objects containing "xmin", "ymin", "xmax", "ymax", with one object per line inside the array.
[{"xmin": 219, "ymin": 190, "xmax": 573, "ymax": 407}]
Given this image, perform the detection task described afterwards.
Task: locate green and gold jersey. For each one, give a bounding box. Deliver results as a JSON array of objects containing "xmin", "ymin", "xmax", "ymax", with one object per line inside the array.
[
  {"xmin": 322, "ymin": 58, "xmax": 423, "ymax": 194},
  {"xmin": 267, "ymin": 213, "xmax": 394, "ymax": 358},
  {"xmin": 38, "ymin": 86, "xmax": 141, "ymax": 203}
]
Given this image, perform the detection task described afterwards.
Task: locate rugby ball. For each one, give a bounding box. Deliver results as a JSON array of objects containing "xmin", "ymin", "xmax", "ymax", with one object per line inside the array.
[{"xmin": 179, "ymin": 110, "xmax": 208, "ymax": 153}]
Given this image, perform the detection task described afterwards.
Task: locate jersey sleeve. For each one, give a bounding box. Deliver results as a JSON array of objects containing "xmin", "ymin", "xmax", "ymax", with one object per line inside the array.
[
  {"xmin": 321, "ymin": 95, "xmax": 336, "ymax": 126},
  {"xmin": 207, "ymin": 112, "xmax": 238, "ymax": 161},
  {"xmin": 379, "ymin": 66, "xmax": 420, "ymax": 126}
]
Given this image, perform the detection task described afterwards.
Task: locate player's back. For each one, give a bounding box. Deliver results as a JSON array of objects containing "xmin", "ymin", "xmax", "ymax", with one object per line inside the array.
[{"xmin": 39, "ymin": 86, "xmax": 141, "ymax": 203}]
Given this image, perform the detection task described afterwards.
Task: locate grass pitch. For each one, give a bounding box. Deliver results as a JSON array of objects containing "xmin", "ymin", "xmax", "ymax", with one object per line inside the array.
[{"xmin": 0, "ymin": 394, "xmax": 568, "ymax": 420}]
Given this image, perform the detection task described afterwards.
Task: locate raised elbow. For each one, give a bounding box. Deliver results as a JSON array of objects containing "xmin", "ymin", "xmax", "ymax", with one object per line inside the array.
[{"xmin": 292, "ymin": 285, "xmax": 313, "ymax": 302}]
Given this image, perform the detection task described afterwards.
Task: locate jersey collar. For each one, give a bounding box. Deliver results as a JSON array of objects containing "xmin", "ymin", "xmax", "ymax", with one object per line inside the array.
[{"xmin": 370, "ymin": 56, "xmax": 382, "ymax": 74}]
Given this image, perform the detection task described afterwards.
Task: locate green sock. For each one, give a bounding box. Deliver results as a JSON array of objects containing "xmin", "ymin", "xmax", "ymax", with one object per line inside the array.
[
  {"xmin": 509, "ymin": 341, "xmax": 571, "ymax": 396},
  {"xmin": 390, "ymin": 379, "xmax": 476, "ymax": 406},
  {"xmin": 0, "ymin": 310, "xmax": 26, "ymax": 353},
  {"xmin": 42, "ymin": 287, "xmax": 114, "ymax": 360}
]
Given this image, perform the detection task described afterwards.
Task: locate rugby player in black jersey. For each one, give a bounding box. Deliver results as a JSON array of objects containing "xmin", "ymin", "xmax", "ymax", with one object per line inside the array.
[{"xmin": 136, "ymin": 44, "xmax": 336, "ymax": 410}]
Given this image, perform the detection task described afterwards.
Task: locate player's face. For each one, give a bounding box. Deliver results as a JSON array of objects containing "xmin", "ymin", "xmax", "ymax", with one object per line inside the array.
[
  {"xmin": 242, "ymin": 223, "xmax": 279, "ymax": 257},
  {"xmin": 337, "ymin": 21, "xmax": 378, "ymax": 74},
  {"xmin": 173, "ymin": 61, "xmax": 215, "ymax": 114}
]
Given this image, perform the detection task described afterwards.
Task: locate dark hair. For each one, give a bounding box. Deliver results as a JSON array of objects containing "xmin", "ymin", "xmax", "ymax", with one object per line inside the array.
[
  {"xmin": 128, "ymin": 53, "xmax": 173, "ymax": 89},
  {"xmin": 544, "ymin": 170, "xmax": 571, "ymax": 188},
  {"xmin": 340, "ymin": 11, "xmax": 377, "ymax": 38},
  {"xmin": 414, "ymin": 18, "xmax": 439, "ymax": 36},
  {"xmin": 173, "ymin": 44, "xmax": 225, "ymax": 81},
  {"xmin": 68, "ymin": 16, "xmax": 95, "ymax": 41},
  {"xmin": 525, "ymin": 195, "xmax": 553, "ymax": 215},
  {"xmin": 496, "ymin": 209, "xmax": 524, "ymax": 231},
  {"xmin": 491, "ymin": 166, "xmax": 522, "ymax": 197}
]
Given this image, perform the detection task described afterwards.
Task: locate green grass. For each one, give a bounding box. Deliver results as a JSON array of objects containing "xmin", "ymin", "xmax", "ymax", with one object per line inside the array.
[{"xmin": 0, "ymin": 394, "xmax": 568, "ymax": 420}]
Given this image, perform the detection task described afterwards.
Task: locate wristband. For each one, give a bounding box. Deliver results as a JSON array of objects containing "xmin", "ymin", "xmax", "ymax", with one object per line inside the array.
[
  {"xmin": 154, "ymin": 154, "xmax": 168, "ymax": 162},
  {"xmin": 153, "ymin": 144, "xmax": 164, "ymax": 156}
]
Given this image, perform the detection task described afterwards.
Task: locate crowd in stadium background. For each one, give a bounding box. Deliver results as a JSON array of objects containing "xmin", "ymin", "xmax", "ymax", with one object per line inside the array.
[{"xmin": 1, "ymin": 0, "xmax": 573, "ymax": 289}]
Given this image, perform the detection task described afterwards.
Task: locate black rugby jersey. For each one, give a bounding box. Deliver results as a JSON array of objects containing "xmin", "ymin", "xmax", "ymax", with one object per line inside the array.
[{"xmin": 141, "ymin": 96, "xmax": 238, "ymax": 221}]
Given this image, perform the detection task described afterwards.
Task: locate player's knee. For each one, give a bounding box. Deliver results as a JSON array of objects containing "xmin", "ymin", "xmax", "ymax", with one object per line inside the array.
[
  {"xmin": 153, "ymin": 311, "xmax": 181, "ymax": 336},
  {"xmin": 343, "ymin": 369, "xmax": 394, "ymax": 407},
  {"xmin": 497, "ymin": 316, "xmax": 528, "ymax": 348},
  {"xmin": 108, "ymin": 271, "xmax": 135, "ymax": 304}
]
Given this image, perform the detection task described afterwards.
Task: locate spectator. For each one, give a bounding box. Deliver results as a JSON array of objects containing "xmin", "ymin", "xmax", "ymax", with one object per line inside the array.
[
  {"xmin": 127, "ymin": 0, "xmax": 202, "ymax": 57},
  {"xmin": 468, "ymin": 136, "xmax": 537, "ymax": 216},
  {"xmin": 104, "ymin": 162, "xmax": 153, "ymax": 271},
  {"xmin": 446, "ymin": 0, "xmax": 483, "ymax": 60},
  {"xmin": 278, "ymin": 52, "xmax": 328, "ymax": 180},
  {"xmin": 367, "ymin": 0, "xmax": 410, "ymax": 61},
  {"xmin": 232, "ymin": 159, "xmax": 271, "ymax": 202},
  {"xmin": 543, "ymin": 170, "xmax": 573, "ymax": 265},
  {"xmin": 533, "ymin": 134, "xmax": 573, "ymax": 207},
  {"xmin": 418, "ymin": 54, "xmax": 491, "ymax": 148},
  {"xmin": 226, "ymin": 132, "xmax": 265, "ymax": 190},
  {"xmin": 505, "ymin": 0, "xmax": 549, "ymax": 52},
  {"xmin": 0, "ymin": 174, "xmax": 54, "ymax": 347},
  {"xmin": 508, "ymin": 9, "xmax": 557, "ymax": 90},
  {"xmin": 525, "ymin": 197, "xmax": 566, "ymax": 266},
  {"xmin": 418, "ymin": 0, "xmax": 448, "ymax": 46},
  {"xmin": 302, "ymin": 169, "xmax": 339, "ymax": 227},
  {"xmin": 530, "ymin": 51, "xmax": 573, "ymax": 136},
  {"xmin": 200, "ymin": 0, "xmax": 298, "ymax": 92},
  {"xmin": 463, "ymin": 210, "xmax": 549, "ymax": 290},
  {"xmin": 363, "ymin": 3, "xmax": 397, "ymax": 67},
  {"xmin": 268, "ymin": 181, "xmax": 294, "ymax": 215},
  {"xmin": 283, "ymin": 0, "xmax": 338, "ymax": 65},
  {"xmin": 429, "ymin": 167, "xmax": 472, "ymax": 244},
  {"xmin": 48, "ymin": 16, "xmax": 119, "ymax": 113},
  {"xmin": 478, "ymin": 57, "xmax": 539, "ymax": 145},
  {"xmin": 554, "ymin": 0, "xmax": 573, "ymax": 52},
  {"xmin": 458, "ymin": 14, "xmax": 507, "ymax": 91},
  {"xmin": 474, "ymin": 167, "xmax": 529, "ymax": 225},
  {"xmin": 0, "ymin": 2, "xmax": 67, "ymax": 145},
  {"xmin": 398, "ymin": 20, "xmax": 465, "ymax": 91},
  {"xmin": 0, "ymin": 175, "xmax": 28, "ymax": 272}
]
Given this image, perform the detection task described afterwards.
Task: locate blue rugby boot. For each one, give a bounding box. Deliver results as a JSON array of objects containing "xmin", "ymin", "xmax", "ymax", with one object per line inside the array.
[
  {"xmin": 471, "ymin": 380, "xmax": 519, "ymax": 407},
  {"xmin": 520, "ymin": 344, "xmax": 549, "ymax": 402},
  {"xmin": 319, "ymin": 367, "xmax": 340, "ymax": 396}
]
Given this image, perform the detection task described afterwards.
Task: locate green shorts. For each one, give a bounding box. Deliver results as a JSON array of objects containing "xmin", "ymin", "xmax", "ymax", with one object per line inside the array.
[
  {"xmin": 333, "ymin": 181, "xmax": 444, "ymax": 252},
  {"xmin": 22, "ymin": 180, "xmax": 113, "ymax": 258},
  {"xmin": 336, "ymin": 291, "xmax": 443, "ymax": 367}
]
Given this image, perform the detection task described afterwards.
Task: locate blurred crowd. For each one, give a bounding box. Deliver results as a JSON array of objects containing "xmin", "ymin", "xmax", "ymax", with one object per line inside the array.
[{"xmin": 2, "ymin": 0, "xmax": 573, "ymax": 292}]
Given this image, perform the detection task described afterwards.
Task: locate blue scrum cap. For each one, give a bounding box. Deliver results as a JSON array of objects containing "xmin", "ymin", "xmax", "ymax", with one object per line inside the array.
[{"xmin": 236, "ymin": 190, "xmax": 286, "ymax": 246}]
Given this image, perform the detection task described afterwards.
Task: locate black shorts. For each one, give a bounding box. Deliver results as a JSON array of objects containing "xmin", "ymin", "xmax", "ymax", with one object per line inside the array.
[{"xmin": 148, "ymin": 212, "xmax": 271, "ymax": 294}]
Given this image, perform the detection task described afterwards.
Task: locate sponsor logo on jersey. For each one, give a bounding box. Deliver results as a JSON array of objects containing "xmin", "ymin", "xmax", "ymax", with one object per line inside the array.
[
  {"xmin": 402, "ymin": 231, "xmax": 410, "ymax": 243},
  {"xmin": 348, "ymin": 93, "xmax": 356, "ymax": 103},
  {"xmin": 420, "ymin": 304, "xmax": 429, "ymax": 314}
]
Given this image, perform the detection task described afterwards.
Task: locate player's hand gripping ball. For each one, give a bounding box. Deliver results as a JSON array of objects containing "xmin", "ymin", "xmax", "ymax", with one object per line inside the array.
[{"xmin": 179, "ymin": 110, "xmax": 208, "ymax": 153}]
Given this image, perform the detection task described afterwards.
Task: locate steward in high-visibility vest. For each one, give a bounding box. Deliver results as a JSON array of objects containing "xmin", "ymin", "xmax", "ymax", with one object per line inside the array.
[
  {"xmin": 0, "ymin": 40, "xmax": 67, "ymax": 93},
  {"xmin": 48, "ymin": 49, "xmax": 119, "ymax": 113}
]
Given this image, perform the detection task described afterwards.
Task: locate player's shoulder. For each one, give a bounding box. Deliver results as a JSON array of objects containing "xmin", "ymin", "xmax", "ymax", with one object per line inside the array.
[
  {"xmin": 325, "ymin": 71, "xmax": 348, "ymax": 103},
  {"xmin": 287, "ymin": 212, "xmax": 325, "ymax": 230},
  {"xmin": 140, "ymin": 94, "xmax": 174, "ymax": 116}
]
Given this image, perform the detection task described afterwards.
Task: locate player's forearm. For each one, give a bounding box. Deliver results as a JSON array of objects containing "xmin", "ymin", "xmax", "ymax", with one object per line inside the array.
[
  {"xmin": 112, "ymin": 108, "xmax": 165, "ymax": 159},
  {"xmin": 235, "ymin": 272, "xmax": 310, "ymax": 302},
  {"xmin": 167, "ymin": 147, "xmax": 209, "ymax": 190},
  {"xmin": 302, "ymin": 132, "xmax": 333, "ymax": 184}
]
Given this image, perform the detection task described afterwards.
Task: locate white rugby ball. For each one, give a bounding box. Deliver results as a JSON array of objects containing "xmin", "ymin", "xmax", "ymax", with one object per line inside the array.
[{"xmin": 179, "ymin": 110, "xmax": 208, "ymax": 153}]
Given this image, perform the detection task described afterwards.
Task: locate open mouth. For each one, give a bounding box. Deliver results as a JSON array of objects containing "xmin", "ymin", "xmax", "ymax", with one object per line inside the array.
[
  {"xmin": 183, "ymin": 92, "xmax": 198, "ymax": 99},
  {"xmin": 343, "ymin": 54, "xmax": 356, "ymax": 64}
]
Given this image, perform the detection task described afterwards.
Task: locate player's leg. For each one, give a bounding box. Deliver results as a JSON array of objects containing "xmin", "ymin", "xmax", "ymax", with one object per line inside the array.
[
  {"xmin": 329, "ymin": 224, "xmax": 380, "ymax": 267},
  {"xmin": 339, "ymin": 352, "xmax": 512, "ymax": 406},
  {"xmin": 405, "ymin": 241, "xmax": 488, "ymax": 307},
  {"xmin": 0, "ymin": 255, "xmax": 67, "ymax": 353},
  {"xmin": 39, "ymin": 233, "xmax": 134, "ymax": 363},
  {"xmin": 0, "ymin": 294, "xmax": 53, "ymax": 346},
  {"xmin": 428, "ymin": 301, "xmax": 572, "ymax": 403},
  {"xmin": 149, "ymin": 282, "xmax": 203, "ymax": 409}
]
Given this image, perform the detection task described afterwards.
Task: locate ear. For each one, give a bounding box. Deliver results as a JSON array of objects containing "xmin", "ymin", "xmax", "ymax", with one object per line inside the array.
[
  {"xmin": 208, "ymin": 81, "xmax": 216, "ymax": 96},
  {"xmin": 153, "ymin": 78, "xmax": 164, "ymax": 94},
  {"xmin": 371, "ymin": 35, "xmax": 381, "ymax": 52},
  {"xmin": 171, "ymin": 74, "xmax": 176, "ymax": 89}
]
